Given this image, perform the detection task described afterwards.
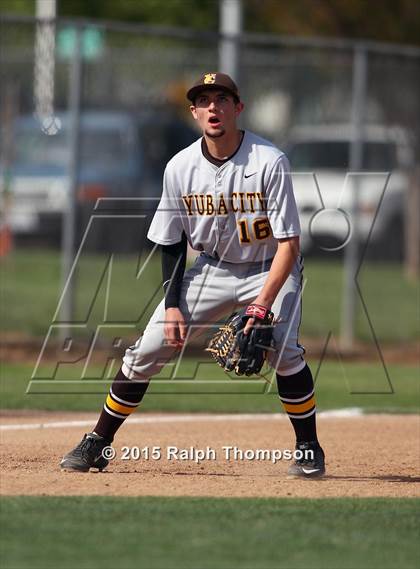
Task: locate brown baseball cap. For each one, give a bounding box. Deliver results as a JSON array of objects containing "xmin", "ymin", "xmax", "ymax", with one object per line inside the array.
[{"xmin": 187, "ymin": 72, "xmax": 240, "ymax": 103}]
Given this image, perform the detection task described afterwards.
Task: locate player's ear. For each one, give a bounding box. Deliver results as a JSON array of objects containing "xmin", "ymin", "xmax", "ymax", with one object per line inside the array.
[
  {"xmin": 190, "ymin": 105, "xmax": 198, "ymax": 120},
  {"xmin": 235, "ymin": 101, "xmax": 244, "ymax": 116}
]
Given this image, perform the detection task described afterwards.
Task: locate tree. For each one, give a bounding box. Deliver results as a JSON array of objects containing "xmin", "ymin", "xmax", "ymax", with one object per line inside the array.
[{"xmin": 2, "ymin": 0, "xmax": 419, "ymax": 45}]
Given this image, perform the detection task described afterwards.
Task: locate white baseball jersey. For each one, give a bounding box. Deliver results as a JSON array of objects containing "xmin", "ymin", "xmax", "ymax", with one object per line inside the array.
[{"xmin": 147, "ymin": 130, "xmax": 300, "ymax": 263}]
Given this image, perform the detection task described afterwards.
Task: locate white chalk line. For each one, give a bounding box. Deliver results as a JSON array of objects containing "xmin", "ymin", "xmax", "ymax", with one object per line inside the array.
[{"xmin": 0, "ymin": 408, "xmax": 363, "ymax": 432}]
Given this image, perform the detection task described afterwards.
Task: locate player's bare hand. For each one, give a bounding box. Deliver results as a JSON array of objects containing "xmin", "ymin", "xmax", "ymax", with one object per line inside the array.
[{"xmin": 164, "ymin": 308, "xmax": 187, "ymax": 348}]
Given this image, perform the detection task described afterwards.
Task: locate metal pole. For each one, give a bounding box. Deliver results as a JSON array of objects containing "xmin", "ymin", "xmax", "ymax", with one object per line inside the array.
[
  {"xmin": 34, "ymin": 0, "xmax": 56, "ymax": 121},
  {"xmin": 340, "ymin": 46, "xmax": 367, "ymax": 350},
  {"xmin": 60, "ymin": 26, "xmax": 82, "ymax": 336},
  {"xmin": 35, "ymin": 0, "xmax": 56, "ymax": 19},
  {"xmin": 219, "ymin": 0, "xmax": 242, "ymax": 80}
]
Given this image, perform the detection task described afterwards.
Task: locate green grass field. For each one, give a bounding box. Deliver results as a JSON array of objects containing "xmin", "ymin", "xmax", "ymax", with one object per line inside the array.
[
  {"xmin": 1, "ymin": 250, "xmax": 417, "ymax": 414},
  {"xmin": 1, "ymin": 249, "xmax": 418, "ymax": 569},
  {"xmin": 1, "ymin": 497, "xmax": 419, "ymax": 569},
  {"xmin": 1, "ymin": 248, "xmax": 418, "ymax": 341},
  {"xmin": 1, "ymin": 360, "xmax": 418, "ymax": 413}
]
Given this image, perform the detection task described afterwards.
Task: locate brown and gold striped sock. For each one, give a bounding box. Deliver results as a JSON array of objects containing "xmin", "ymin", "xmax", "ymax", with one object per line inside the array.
[
  {"xmin": 276, "ymin": 364, "xmax": 318, "ymax": 443},
  {"xmin": 93, "ymin": 368, "xmax": 149, "ymax": 442}
]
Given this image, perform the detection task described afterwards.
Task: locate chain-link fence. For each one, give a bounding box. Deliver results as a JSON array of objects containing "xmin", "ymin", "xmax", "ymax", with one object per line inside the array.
[
  {"xmin": 3, "ymin": 17, "xmax": 420, "ymax": 128},
  {"xmin": 1, "ymin": 15, "xmax": 419, "ymax": 245},
  {"xmin": 1, "ymin": 14, "xmax": 419, "ymax": 350}
]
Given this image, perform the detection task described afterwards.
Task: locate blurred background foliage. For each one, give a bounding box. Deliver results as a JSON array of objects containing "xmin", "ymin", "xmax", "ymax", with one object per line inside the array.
[{"xmin": 3, "ymin": 0, "xmax": 420, "ymax": 46}]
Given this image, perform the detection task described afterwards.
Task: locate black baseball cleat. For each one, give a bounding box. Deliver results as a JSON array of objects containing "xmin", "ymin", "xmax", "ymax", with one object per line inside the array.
[
  {"xmin": 60, "ymin": 432, "xmax": 111, "ymax": 472},
  {"xmin": 288, "ymin": 440, "xmax": 326, "ymax": 478}
]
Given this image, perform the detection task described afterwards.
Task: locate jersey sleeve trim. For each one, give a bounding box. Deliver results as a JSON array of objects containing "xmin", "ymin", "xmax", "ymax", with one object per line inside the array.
[
  {"xmin": 147, "ymin": 234, "xmax": 186, "ymax": 246},
  {"xmin": 271, "ymin": 230, "xmax": 301, "ymax": 239}
]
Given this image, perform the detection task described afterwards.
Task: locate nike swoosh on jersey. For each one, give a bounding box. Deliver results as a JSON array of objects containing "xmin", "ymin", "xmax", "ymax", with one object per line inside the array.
[
  {"xmin": 244, "ymin": 172, "xmax": 257, "ymax": 178},
  {"xmin": 302, "ymin": 467, "xmax": 320, "ymax": 474}
]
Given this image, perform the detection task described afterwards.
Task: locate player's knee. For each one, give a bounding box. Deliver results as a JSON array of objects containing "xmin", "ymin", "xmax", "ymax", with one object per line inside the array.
[
  {"xmin": 268, "ymin": 347, "xmax": 306, "ymax": 377},
  {"xmin": 122, "ymin": 334, "xmax": 178, "ymax": 380}
]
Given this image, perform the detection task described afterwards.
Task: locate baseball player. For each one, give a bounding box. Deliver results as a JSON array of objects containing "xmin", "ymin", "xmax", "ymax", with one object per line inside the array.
[{"xmin": 61, "ymin": 72, "xmax": 325, "ymax": 477}]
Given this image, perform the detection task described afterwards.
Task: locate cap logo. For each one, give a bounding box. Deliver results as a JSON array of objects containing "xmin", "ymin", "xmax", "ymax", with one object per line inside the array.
[{"xmin": 204, "ymin": 73, "xmax": 216, "ymax": 84}]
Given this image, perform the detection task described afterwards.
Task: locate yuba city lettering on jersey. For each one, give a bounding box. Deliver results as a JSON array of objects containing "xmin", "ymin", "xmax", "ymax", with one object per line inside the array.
[{"xmin": 147, "ymin": 130, "xmax": 301, "ymax": 263}]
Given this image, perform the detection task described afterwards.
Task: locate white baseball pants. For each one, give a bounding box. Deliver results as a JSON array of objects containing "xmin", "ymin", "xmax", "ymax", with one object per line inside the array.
[{"xmin": 122, "ymin": 253, "xmax": 306, "ymax": 380}]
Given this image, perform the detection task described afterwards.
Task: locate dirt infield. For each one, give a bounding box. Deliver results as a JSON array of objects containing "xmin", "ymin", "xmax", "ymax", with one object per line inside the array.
[{"xmin": 1, "ymin": 412, "xmax": 419, "ymax": 498}]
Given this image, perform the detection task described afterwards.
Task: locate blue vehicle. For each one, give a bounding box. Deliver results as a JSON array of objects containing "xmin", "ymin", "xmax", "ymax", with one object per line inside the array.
[{"xmin": 3, "ymin": 110, "xmax": 198, "ymax": 250}]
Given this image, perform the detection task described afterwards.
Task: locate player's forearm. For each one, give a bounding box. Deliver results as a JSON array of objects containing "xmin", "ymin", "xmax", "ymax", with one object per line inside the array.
[{"xmin": 254, "ymin": 237, "xmax": 300, "ymax": 308}]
